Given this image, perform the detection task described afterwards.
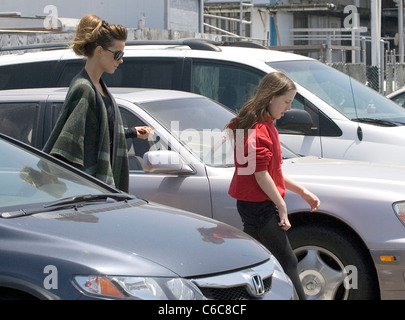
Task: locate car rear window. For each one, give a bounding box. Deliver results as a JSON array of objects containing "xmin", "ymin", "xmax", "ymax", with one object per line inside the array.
[{"xmin": 0, "ymin": 61, "xmax": 58, "ymax": 90}]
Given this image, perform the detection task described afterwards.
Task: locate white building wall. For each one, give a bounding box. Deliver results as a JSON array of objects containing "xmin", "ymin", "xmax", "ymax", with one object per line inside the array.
[
  {"xmin": 251, "ymin": 10, "xmax": 294, "ymax": 46},
  {"xmin": 251, "ymin": 10, "xmax": 269, "ymax": 42},
  {"xmin": 275, "ymin": 12, "xmax": 294, "ymax": 46},
  {"xmin": 168, "ymin": 0, "xmax": 201, "ymax": 32},
  {"xmin": 0, "ymin": 0, "xmax": 202, "ymax": 32}
]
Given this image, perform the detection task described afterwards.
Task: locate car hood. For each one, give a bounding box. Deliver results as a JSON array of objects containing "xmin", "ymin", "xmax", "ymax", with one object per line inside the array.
[
  {"xmin": 0, "ymin": 199, "xmax": 270, "ymax": 278},
  {"xmin": 283, "ymin": 156, "xmax": 405, "ymax": 196},
  {"xmin": 213, "ymin": 156, "xmax": 405, "ymax": 193}
]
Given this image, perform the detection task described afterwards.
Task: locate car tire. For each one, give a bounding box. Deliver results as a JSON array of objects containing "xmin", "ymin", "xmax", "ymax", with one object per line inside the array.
[{"xmin": 288, "ymin": 223, "xmax": 379, "ymax": 300}]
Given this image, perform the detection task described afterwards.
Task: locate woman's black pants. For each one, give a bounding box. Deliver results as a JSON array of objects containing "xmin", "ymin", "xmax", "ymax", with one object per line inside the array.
[{"xmin": 237, "ymin": 200, "xmax": 306, "ymax": 300}]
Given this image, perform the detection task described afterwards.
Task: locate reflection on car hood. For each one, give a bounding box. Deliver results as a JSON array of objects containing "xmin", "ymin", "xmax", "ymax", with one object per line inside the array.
[{"xmin": 0, "ymin": 199, "xmax": 269, "ymax": 277}]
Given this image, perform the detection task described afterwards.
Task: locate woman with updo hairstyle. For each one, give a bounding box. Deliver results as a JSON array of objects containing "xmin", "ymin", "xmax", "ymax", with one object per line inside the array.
[
  {"xmin": 43, "ymin": 14, "xmax": 153, "ymax": 192},
  {"xmin": 71, "ymin": 14, "xmax": 126, "ymax": 59}
]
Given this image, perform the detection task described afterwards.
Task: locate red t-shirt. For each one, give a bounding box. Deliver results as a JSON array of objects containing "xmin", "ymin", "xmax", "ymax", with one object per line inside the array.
[{"xmin": 228, "ymin": 121, "xmax": 285, "ymax": 202}]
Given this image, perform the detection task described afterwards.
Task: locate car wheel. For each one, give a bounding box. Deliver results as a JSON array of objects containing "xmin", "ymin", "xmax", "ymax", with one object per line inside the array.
[{"xmin": 288, "ymin": 224, "xmax": 379, "ymax": 300}]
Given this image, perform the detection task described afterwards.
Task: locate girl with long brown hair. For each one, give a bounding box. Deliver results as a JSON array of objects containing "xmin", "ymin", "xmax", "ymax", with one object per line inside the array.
[{"xmin": 226, "ymin": 72, "xmax": 320, "ymax": 299}]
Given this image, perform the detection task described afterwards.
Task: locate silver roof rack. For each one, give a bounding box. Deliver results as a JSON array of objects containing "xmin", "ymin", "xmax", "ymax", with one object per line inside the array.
[
  {"xmin": 0, "ymin": 38, "xmax": 267, "ymax": 52},
  {"xmin": 221, "ymin": 41, "xmax": 269, "ymax": 50},
  {"xmin": 125, "ymin": 38, "xmax": 268, "ymax": 51},
  {"xmin": 125, "ymin": 39, "xmax": 222, "ymax": 51}
]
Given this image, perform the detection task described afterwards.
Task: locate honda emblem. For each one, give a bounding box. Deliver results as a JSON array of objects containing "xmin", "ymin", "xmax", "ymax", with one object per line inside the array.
[{"xmin": 250, "ymin": 274, "xmax": 265, "ymax": 297}]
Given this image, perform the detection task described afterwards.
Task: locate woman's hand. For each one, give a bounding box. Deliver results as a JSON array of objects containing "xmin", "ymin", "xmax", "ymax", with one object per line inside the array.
[{"xmin": 135, "ymin": 126, "xmax": 154, "ymax": 140}]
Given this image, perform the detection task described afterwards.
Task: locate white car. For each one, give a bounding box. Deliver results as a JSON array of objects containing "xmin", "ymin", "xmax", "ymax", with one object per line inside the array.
[
  {"xmin": 1, "ymin": 39, "xmax": 405, "ymax": 165},
  {"xmin": 1, "ymin": 87, "xmax": 405, "ymax": 300},
  {"xmin": 387, "ymin": 86, "xmax": 405, "ymax": 108}
]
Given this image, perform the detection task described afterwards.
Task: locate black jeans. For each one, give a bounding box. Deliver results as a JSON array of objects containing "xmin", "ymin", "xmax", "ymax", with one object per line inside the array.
[{"xmin": 237, "ymin": 200, "xmax": 306, "ymax": 300}]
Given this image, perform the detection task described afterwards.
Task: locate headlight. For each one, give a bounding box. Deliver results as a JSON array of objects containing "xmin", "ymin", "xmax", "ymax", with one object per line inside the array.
[
  {"xmin": 73, "ymin": 275, "xmax": 206, "ymax": 300},
  {"xmin": 393, "ymin": 201, "xmax": 405, "ymax": 226}
]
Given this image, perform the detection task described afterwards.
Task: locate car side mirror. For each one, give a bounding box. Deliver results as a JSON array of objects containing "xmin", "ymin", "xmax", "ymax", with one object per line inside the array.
[
  {"xmin": 142, "ymin": 150, "xmax": 194, "ymax": 174},
  {"xmin": 276, "ymin": 109, "xmax": 313, "ymax": 134}
]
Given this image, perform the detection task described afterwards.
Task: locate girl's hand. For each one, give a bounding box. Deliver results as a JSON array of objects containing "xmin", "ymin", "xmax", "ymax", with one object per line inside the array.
[
  {"xmin": 283, "ymin": 174, "xmax": 320, "ymax": 212},
  {"xmin": 301, "ymin": 190, "xmax": 320, "ymax": 212},
  {"xmin": 278, "ymin": 207, "xmax": 291, "ymax": 231}
]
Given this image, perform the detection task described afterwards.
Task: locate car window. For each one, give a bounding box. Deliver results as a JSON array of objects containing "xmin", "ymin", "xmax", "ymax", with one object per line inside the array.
[
  {"xmin": 270, "ymin": 60, "xmax": 405, "ymax": 124},
  {"xmin": 275, "ymin": 93, "xmax": 341, "ymax": 137},
  {"xmin": 119, "ymin": 107, "xmax": 159, "ymax": 171},
  {"xmin": 56, "ymin": 61, "xmax": 85, "ymax": 86},
  {"xmin": 0, "ymin": 61, "xmax": 58, "ymax": 90},
  {"xmin": 281, "ymin": 93, "xmax": 320, "ymax": 136},
  {"xmin": 0, "ymin": 102, "xmax": 39, "ymax": 145},
  {"xmin": 138, "ymin": 96, "xmax": 234, "ymax": 167},
  {"xmin": 103, "ymin": 59, "xmax": 179, "ymax": 89},
  {"xmin": 390, "ymin": 92, "xmax": 405, "ymax": 108},
  {"xmin": 50, "ymin": 102, "xmax": 63, "ymax": 125},
  {"xmin": 57, "ymin": 58, "xmax": 180, "ymax": 90},
  {"xmin": 190, "ymin": 61, "xmax": 264, "ymax": 112}
]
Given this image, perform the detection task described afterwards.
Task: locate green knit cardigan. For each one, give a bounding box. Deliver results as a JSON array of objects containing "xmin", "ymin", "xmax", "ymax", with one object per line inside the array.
[{"xmin": 43, "ymin": 69, "xmax": 129, "ymax": 192}]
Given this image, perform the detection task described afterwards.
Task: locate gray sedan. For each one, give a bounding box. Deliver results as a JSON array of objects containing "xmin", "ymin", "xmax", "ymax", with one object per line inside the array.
[
  {"xmin": 0, "ymin": 133, "xmax": 294, "ymax": 300},
  {"xmin": 1, "ymin": 87, "xmax": 405, "ymax": 300}
]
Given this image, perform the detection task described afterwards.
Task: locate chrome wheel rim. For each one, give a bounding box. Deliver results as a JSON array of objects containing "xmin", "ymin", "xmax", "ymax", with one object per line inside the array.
[{"xmin": 294, "ymin": 246, "xmax": 349, "ymax": 300}]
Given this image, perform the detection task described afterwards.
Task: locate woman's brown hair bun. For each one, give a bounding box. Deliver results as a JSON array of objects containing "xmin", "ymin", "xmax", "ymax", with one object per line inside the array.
[{"xmin": 71, "ymin": 14, "xmax": 127, "ymax": 57}]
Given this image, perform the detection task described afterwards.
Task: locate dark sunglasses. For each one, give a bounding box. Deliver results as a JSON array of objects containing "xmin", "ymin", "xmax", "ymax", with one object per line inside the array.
[{"xmin": 102, "ymin": 47, "xmax": 124, "ymax": 61}]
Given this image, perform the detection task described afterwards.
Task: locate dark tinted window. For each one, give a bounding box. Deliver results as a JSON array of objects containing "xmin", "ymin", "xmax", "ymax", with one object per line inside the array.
[
  {"xmin": 390, "ymin": 91, "xmax": 405, "ymax": 108},
  {"xmin": 103, "ymin": 59, "xmax": 178, "ymax": 89},
  {"xmin": 290, "ymin": 94, "xmax": 342, "ymax": 137},
  {"xmin": 288, "ymin": 93, "xmax": 320, "ymax": 136},
  {"xmin": 0, "ymin": 102, "xmax": 39, "ymax": 144},
  {"xmin": 0, "ymin": 62, "xmax": 57, "ymax": 90},
  {"xmin": 50, "ymin": 102, "xmax": 63, "ymax": 126},
  {"xmin": 119, "ymin": 107, "xmax": 152, "ymax": 170},
  {"xmin": 57, "ymin": 59, "xmax": 179, "ymax": 90},
  {"xmin": 191, "ymin": 61, "xmax": 264, "ymax": 112},
  {"xmin": 276, "ymin": 93, "xmax": 342, "ymax": 137},
  {"xmin": 56, "ymin": 61, "xmax": 85, "ymax": 86}
]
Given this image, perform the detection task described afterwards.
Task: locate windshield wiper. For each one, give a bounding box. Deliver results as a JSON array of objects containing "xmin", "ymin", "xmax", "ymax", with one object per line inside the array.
[
  {"xmin": 1, "ymin": 205, "xmax": 74, "ymax": 219},
  {"xmin": 0, "ymin": 193, "xmax": 136, "ymax": 219},
  {"xmin": 352, "ymin": 118, "xmax": 401, "ymax": 127},
  {"xmin": 44, "ymin": 193, "xmax": 136, "ymax": 208}
]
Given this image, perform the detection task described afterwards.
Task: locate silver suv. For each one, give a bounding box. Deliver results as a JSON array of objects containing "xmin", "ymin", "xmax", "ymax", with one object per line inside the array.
[{"xmin": 2, "ymin": 39, "xmax": 405, "ymax": 166}]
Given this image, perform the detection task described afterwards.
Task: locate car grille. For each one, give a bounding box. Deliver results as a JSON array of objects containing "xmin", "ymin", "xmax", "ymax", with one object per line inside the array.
[
  {"xmin": 198, "ymin": 276, "xmax": 272, "ymax": 300},
  {"xmin": 191, "ymin": 259, "xmax": 275, "ymax": 300}
]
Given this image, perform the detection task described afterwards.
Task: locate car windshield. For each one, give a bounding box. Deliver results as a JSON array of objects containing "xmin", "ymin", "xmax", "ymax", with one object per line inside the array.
[
  {"xmin": 269, "ymin": 60, "xmax": 405, "ymax": 125},
  {"xmin": 0, "ymin": 137, "xmax": 112, "ymax": 213},
  {"xmin": 139, "ymin": 96, "xmax": 302, "ymax": 166},
  {"xmin": 138, "ymin": 97, "xmax": 237, "ymax": 167}
]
